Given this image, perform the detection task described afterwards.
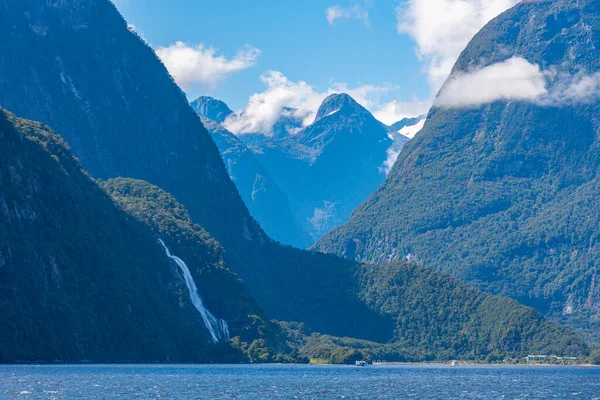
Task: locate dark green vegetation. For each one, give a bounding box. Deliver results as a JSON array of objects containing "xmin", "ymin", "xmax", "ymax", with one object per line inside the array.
[
  {"xmin": 0, "ymin": 0, "xmax": 594, "ymax": 364},
  {"xmin": 100, "ymin": 178, "xmax": 303, "ymax": 364},
  {"xmin": 356, "ymin": 262, "xmax": 587, "ymax": 362},
  {"xmin": 0, "ymin": 108, "xmax": 303, "ymax": 363},
  {"xmin": 0, "ymin": 108, "xmax": 248, "ymax": 362},
  {"xmin": 0, "ymin": 0, "xmax": 389, "ymax": 349},
  {"xmin": 198, "ymin": 116, "xmax": 311, "ymax": 248},
  {"xmin": 279, "ymin": 261, "xmax": 589, "ymax": 364},
  {"xmin": 0, "ymin": 0, "xmax": 386, "ymax": 360},
  {"xmin": 0, "ymin": 107, "xmax": 585, "ymax": 362},
  {"xmin": 316, "ymin": 0, "xmax": 600, "ymax": 342},
  {"xmin": 591, "ymin": 350, "xmax": 600, "ymax": 365},
  {"xmin": 101, "ymin": 176, "xmax": 262, "ymax": 326},
  {"xmin": 3, "ymin": 108, "xmax": 581, "ymax": 364}
]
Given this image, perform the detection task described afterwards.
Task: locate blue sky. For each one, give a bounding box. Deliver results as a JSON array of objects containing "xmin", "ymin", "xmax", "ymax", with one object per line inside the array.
[{"xmin": 113, "ymin": 0, "xmax": 519, "ymax": 127}]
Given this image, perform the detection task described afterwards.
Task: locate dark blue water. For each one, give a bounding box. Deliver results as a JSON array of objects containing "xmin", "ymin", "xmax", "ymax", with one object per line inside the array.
[{"xmin": 1, "ymin": 364, "xmax": 599, "ymax": 399}]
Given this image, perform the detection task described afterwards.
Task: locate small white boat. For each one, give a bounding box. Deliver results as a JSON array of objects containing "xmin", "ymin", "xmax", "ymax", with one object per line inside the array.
[
  {"xmin": 355, "ymin": 360, "xmax": 368, "ymax": 367},
  {"xmin": 451, "ymin": 361, "xmax": 459, "ymax": 367}
]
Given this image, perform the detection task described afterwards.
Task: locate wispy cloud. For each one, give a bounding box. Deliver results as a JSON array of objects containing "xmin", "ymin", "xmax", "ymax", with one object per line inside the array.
[
  {"xmin": 224, "ymin": 71, "xmax": 427, "ymax": 136},
  {"xmin": 372, "ymin": 100, "xmax": 431, "ymax": 126},
  {"xmin": 397, "ymin": 0, "xmax": 520, "ymax": 95},
  {"xmin": 436, "ymin": 57, "xmax": 547, "ymax": 107},
  {"xmin": 155, "ymin": 42, "xmax": 260, "ymax": 91},
  {"xmin": 381, "ymin": 147, "xmax": 401, "ymax": 175},
  {"xmin": 436, "ymin": 57, "xmax": 600, "ymax": 108},
  {"xmin": 380, "ymin": 119, "xmax": 425, "ymax": 175},
  {"xmin": 224, "ymin": 71, "xmax": 321, "ymax": 135},
  {"xmin": 326, "ymin": 4, "xmax": 369, "ymax": 25},
  {"xmin": 546, "ymin": 70, "xmax": 600, "ymax": 104}
]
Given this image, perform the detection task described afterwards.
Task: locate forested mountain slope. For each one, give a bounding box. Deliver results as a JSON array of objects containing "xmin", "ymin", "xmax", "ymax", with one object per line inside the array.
[
  {"xmin": 284, "ymin": 262, "xmax": 589, "ymax": 363},
  {"xmin": 0, "ymin": 108, "xmax": 281, "ymax": 363},
  {"xmin": 316, "ymin": 0, "xmax": 600, "ymax": 341},
  {"xmin": 0, "ymin": 0, "xmax": 593, "ymax": 361}
]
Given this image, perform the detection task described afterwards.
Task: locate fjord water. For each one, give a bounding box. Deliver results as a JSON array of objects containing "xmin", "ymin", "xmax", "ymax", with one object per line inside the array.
[{"xmin": 2, "ymin": 365, "xmax": 599, "ymax": 399}]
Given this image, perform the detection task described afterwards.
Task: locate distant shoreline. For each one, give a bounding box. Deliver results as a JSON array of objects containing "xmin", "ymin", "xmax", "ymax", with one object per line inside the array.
[{"xmin": 1, "ymin": 362, "xmax": 598, "ymax": 368}]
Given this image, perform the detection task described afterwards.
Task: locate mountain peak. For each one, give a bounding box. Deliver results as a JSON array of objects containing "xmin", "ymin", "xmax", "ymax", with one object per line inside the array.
[
  {"xmin": 190, "ymin": 96, "xmax": 234, "ymax": 124},
  {"xmin": 315, "ymin": 93, "xmax": 365, "ymax": 121}
]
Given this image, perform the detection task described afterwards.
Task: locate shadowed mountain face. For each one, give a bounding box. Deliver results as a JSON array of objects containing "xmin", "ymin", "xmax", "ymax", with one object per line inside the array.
[
  {"xmin": 316, "ymin": 0, "xmax": 600, "ymax": 341},
  {"xmin": 288, "ymin": 94, "xmax": 394, "ymax": 240},
  {"xmin": 0, "ymin": 0, "xmax": 265, "ymax": 252},
  {"xmin": 198, "ymin": 116, "xmax": 312, "ymax": 248},
  {"xmin": 0, "ymin": 0, "xmax": 388, "ymax": 346},
  {"xmin": 0, "ymin": 108, "xmax": 279, "ymax": 363},
  {"xmin": 0, "ymin": 0, "xmax": 593, "ymax": 362},
  {"xmin": 195, "ymin": 94, "xmax": 406, "ymax": 244},
  {"xmin": 0, "ymin": 107, "xmax": 590, "ymax": 363}
]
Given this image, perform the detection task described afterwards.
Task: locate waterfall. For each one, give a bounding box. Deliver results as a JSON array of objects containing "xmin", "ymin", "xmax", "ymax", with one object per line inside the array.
[{"xmin": 158, "ymin": 239, "xmax": 230, "ymax": 343}]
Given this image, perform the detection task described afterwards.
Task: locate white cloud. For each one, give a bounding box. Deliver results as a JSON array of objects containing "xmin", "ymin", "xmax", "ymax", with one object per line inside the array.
[
  {"xmin": 545, "ymin": 71, "xmax": 600, "ymax": 104},
  {"xmin": 380, "ymin": 118, "xmax": 425, "ymax": 175},
  {"xmin": 397, "ymin": 1, "xmax": 600, "ymax": 110},
  {"xmin": 397, "ymin": 0, "xmax": 520, "ymax": 94},
  {"xmin": 155, "ymin": 42, "xmax": 260, "ymax": 90},
  {"xmin": 435, "ymin": 57, "xmax": 600, "ymax": 108},
  {"xmin": 381, "ymin": 147, "xmax": 401, "ymax": 175},
  {"xmin": 224, "ymin": 71, "xmax": 323, "ymax": 135},
  {"xmin": 224, "ymin": 71, "xmax": 426, "ymax": 135},
  {"xmin": 436, "ymin": 57, "xmax": 547, "ymax": 107},
  {"xmin": 326, "ymin": 4, "xmax": 369, "ymax": 25},
  {"xmin": 372, "ymin": 100, "xmax": 431, "ymax": 125}
]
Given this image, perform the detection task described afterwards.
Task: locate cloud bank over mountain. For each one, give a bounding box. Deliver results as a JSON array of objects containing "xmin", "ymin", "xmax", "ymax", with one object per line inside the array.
[
  {"xmin": 397, "ymin": 0, "xmax": 520, "ymax": 93},
  {"xmin": 224, "ymin": 72, "xmax": 430, "ymax": 136},
  {"xmin": 151, "ymin": 0, "xmax": 525, "ymax": 136},
  {"xmin": 436, "ymin": 57, "xmax": 600, "ymax": 108},
  {"xmin": 436, "ymin": 57, "xmax": 547, "ymax": 107}
]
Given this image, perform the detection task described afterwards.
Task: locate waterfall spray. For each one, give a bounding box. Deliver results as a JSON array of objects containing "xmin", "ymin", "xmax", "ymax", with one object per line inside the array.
[{"xmin": 159, "ymin": 239, "xmax": 230, "ymax": 343}]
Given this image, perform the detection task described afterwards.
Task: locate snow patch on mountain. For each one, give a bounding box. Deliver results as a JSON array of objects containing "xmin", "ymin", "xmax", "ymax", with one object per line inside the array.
[{"xmin": 398, "ymin": 119, "xmax": 426, "ymax": 139}]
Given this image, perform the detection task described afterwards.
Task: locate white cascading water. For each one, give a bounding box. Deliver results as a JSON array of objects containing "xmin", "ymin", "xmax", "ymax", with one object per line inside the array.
[{"xmin": 158, "ymin": 239, "xmax": 230, "ymax": 343}]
